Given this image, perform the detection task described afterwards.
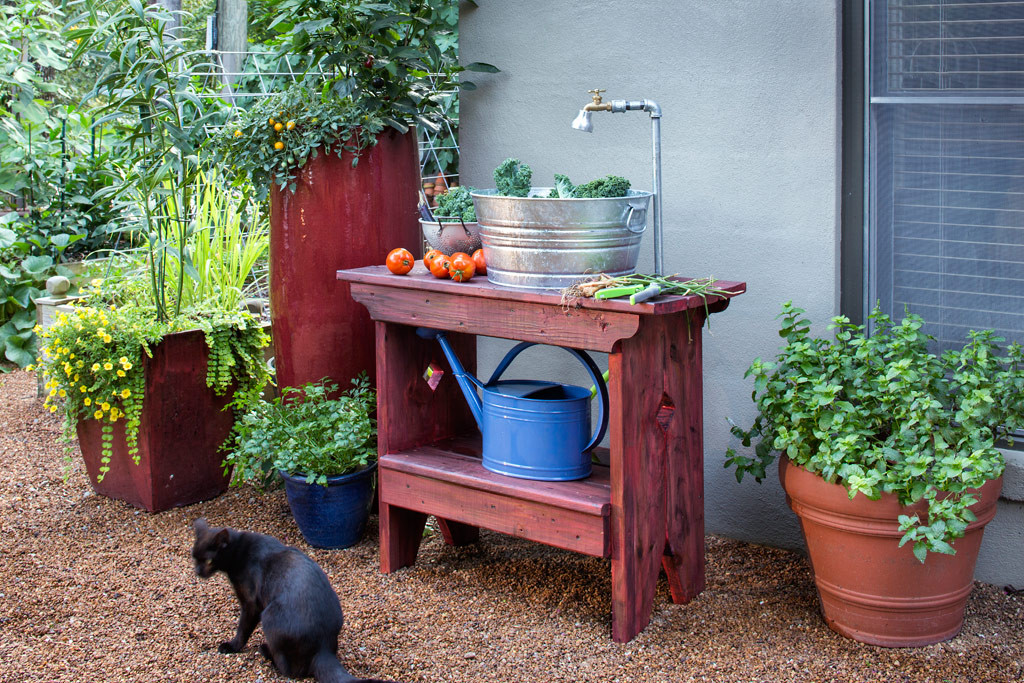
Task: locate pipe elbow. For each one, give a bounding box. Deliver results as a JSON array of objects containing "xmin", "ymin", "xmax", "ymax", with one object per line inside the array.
[{"xmin": 643, "ymin": 100, "xmax": 662, "ymax": 118}]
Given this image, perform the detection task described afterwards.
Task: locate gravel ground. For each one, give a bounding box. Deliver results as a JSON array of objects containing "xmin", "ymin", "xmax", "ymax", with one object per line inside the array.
[{"xmin": 1, "ymin": 369, "xmax": 1022, "ymax": 683}]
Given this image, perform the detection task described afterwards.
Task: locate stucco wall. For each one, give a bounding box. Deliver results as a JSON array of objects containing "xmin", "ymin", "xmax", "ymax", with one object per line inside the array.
[
  {"xmin": 459, "ymin": 0, "xmax": 843, "ymax": 554},
  {"xmin": 456, "ymin": 0, "xmax": 1024, "ymax": 587}
]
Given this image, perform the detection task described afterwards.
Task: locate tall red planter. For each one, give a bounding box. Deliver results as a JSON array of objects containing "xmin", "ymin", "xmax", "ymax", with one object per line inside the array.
[
  {"xmin": 779, "ymin": 456, "xmax": 1001, "ymax": 647},
  {"xmin": 270, "ymin": 129, "xmax": 421, "ymax": 392},
  {"xmin": 76, "ymin": 330, "xmax": 233, "ymax": 512}
]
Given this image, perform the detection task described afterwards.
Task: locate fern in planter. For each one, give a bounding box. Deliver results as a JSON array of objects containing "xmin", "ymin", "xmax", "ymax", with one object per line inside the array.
[{"xmin": 725, "ymin": 302, "xmax": 1024, "ymax": 561}]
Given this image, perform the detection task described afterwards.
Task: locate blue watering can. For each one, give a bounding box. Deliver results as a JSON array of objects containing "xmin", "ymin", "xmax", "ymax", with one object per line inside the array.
[{"xmin": 417, "ymin": 328, "xmax": 610, "ymax": 481}]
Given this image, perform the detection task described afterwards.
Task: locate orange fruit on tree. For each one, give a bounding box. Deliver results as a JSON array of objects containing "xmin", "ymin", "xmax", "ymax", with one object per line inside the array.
[
  {"xmin": 449, "ymin": 252, "xmax": 476, "ymax": 282},
  {"xmin": 274, "ymin": 122, "xmax": 284, "ymax": 132},
  {"xmin": 471, "ymin": 248, "xmax": 486, "ymax": 275},
  {"xmin": 386, "ymin": 248, "xmax": 415, "ymax": 275},
  {"xmin": 274, "ymin": 141, "xmax": 285, "ymax": 150}
]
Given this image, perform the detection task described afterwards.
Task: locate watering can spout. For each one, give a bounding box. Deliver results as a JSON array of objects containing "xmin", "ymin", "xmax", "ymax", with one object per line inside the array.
[{"xmin": 416, "ymin": 328, "xmax": 484, "ymax": 429}]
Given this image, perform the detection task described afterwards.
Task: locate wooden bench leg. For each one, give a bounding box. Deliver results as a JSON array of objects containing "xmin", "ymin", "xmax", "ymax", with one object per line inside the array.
[
  {"xmin": 380, "ymin": 502, "xmax": 427, "ymax": 573},
  {"xmin": 438, "ymin": 518, "xmax": 480, "ymax": 546}
]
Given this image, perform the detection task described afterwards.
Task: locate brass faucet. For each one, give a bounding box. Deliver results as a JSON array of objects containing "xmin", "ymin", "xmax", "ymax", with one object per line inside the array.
[{"xmin": 584, "ymin": 89, "xmax": 612, "ymax": 112}]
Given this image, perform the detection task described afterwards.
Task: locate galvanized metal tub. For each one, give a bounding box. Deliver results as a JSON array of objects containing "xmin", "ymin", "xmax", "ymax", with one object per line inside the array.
[{"xmin": 471, "ymin": 189, "xmax": 652, "ymax": 290}]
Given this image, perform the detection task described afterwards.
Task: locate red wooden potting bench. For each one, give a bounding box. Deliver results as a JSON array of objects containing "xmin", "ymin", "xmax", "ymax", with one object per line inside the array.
[{"xmin": 337, "ymin": 265, "xmax": 745, "ymax": 642}]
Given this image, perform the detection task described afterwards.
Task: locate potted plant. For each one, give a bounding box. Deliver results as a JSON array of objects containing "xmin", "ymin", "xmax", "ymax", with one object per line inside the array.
[
  {"xmin": 421, "ymin": 185, "xmax": 481, "ymax": 254},
  {"xmin": 223, "ymin": 375, "xmax": 378, "ymax": 549},
  {"xmin": 217, "ymin": 1, "xmax": 497, "ymax": 394},
  {"xmin": 725, "ymin": 302, "xmax": 1024, "ymax": 647},
  {"xmin": 37, "ymin": 4, "xmax": 272, "ymax": 512}
]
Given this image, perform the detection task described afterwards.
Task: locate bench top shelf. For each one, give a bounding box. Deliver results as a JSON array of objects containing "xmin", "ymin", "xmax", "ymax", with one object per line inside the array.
[{"xmin": 337, "ymin": 264, "xmax": 746, "ymax": 316}]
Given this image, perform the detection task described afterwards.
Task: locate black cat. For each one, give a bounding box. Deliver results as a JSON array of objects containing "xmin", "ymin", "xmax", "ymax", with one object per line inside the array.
[{"xmin": 191, "ymin": 519, "xmax": 395, "ymax": 683}]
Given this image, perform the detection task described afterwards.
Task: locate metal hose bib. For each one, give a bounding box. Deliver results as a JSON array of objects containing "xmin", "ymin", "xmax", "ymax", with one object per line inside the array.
[{"xmin": 572, "ymin": 90, "xmax": 664, "ymax": 275}]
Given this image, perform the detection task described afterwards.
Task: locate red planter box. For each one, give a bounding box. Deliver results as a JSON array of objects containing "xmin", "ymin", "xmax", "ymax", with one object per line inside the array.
[
  {"xmin": 76, "ymin": 329, "xmax": 233, "ymax": 512},
  {"xmin": 269, "ymin": 128, "xmax": 421, "ymax": 393}
]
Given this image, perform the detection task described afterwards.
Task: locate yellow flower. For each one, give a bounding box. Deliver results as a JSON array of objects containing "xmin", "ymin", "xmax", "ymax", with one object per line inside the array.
[
  {"xmin": 80, "ymin": 386, "xmax": 87, "ymax": 393},
  {"xmin": 73, "ymin": 374, "xmax": 79, "ymax": 381},
  {"xmin": 84, "ymin": 398, "xmax": 91, "ymax": 406},
  {"xmin": 109, "ymin": 408, "xmax": 119, "ymax": 421},
  {"xmin": 93, "ymin": 410, "xmax": 103, "ymax": 420},
  {"xmin": 116, "ymin": 370, "xmax": 125, "ymax": 377},
  {"xmin": 103, "ymin": 362, "xmax": 113, "ymax": 371},
  {"xmin": 58, "ymin": 389, "xmax": 66, "ymax": 398},
  {"xmin": 103, "ymin": 335, "xmax": 112, "ymax": 344},
  {"xmin": 25, "ymin": 364, "xmax": 34, "ymax": 371},
  {"xmin": 121, "ymin": 389, "xmax": 131, "ymax": 399},
  {"xmin": 234, "ymin": 129, "xmax": 243, "ymax": 138},
  {"xmin": 49, "ymin": 405, "xmax": 57, "ymax": 413},
  {"xmin": 49, "ymin": 388, "xmax": 56, "ymax": 397},
  {"xmin": 76, "ymin": 361, "xmax": 84, "ymax": 368},
  {"xmin": 122, "ymin": 362, "xmax": 133, "ymax": 370},
  {"xmin": 69, "ymin": 353, "xmax": 75, "ymax": 360},
  {"xmin": 101, "ymin": 402, "xmax": 110, "ymax": 411},
  {"xmin": 119, "ymin": 357, "xmax": 128, "ymax": 364},
  {"xmin": 91, "ymin": 363, "xmax": 100, "ymax": 371}
]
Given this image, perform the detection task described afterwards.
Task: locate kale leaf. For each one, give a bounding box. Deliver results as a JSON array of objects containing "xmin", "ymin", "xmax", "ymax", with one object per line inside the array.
[{"xmin": 493, "ymin": 158, "xmax": 532, "ymax": 197}]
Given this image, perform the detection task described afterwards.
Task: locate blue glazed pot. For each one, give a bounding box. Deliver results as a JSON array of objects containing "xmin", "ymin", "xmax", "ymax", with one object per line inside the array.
[{"xmin": 280, "ymin": 462, "xmax": 377, "ymax": 549}]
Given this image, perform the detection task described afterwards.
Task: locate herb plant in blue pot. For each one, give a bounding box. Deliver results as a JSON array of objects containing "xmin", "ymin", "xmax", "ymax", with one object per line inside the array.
[{"xmin": 225, "ymin": 375, "xmax": 377, "ymax": 549}]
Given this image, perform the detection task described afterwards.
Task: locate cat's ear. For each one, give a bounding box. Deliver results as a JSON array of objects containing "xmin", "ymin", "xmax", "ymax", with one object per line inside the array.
[
  {"xmin": 193, "ymin": 518, "xmax": 209, "ymax": 536},
  {"xmin": 213, "ymin": 528, "xmax": 230, "ymax": 549}
]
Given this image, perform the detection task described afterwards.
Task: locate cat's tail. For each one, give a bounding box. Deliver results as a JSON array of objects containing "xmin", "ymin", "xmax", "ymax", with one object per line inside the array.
[{"xmin": 312, "ymin": 650, "xmax": 401, "ymax": 683}]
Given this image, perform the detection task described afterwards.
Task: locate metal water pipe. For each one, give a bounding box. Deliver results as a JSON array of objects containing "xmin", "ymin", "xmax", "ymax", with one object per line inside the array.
[{"xmin": 572, "ymin": 89, "xmax": 664, "ymax": 275}]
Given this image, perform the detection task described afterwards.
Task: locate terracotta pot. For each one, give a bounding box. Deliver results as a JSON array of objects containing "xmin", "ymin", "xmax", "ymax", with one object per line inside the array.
[
  {"xmin": 778, "ymin": 456, "xmax": 1001, "ymax": 647},
  {"xmin": 76, "ymin": 329, "xmax": 233, "ymax": 512},
  {"xmin": 270, "ymin": 129, "xmax": 421, "ymax": 393}
]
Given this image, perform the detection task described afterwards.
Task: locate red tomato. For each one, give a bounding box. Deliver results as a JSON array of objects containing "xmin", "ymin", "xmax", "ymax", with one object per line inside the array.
[
  {"xmin": 386, "ymin": 248, "xmax": 414, "ymax": 275},
  {"xmin": 471, "ymin": 248, "xmax": 486, "ymax": 275},
  {"xmin": 428, "ymin": 254, "xmax": 451, "ymax": 278},
  {"xmin": 449, "ymin": 253, "xmax": 476, "ymax": 282},
  {"xmin": 424, "ymin": 249, "xmax": 442, "ymax": 269}
]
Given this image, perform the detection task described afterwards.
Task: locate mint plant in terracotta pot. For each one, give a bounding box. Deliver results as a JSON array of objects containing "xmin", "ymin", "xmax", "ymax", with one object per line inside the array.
[{"xmin": 725, "ymin": 302, "xmax": 1024, "ymax": 647}]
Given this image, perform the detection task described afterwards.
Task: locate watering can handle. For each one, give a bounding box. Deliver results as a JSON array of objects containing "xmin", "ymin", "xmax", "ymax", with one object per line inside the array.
[{"xmin": 487, "ymin": 342, "xmax": 610, "ymax": 454}]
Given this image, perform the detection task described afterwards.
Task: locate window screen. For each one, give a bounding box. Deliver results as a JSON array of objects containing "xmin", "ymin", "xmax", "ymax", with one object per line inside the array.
[{"xmin": 869, "ymin": 0, "xmax": 1024, "ymax": 352}]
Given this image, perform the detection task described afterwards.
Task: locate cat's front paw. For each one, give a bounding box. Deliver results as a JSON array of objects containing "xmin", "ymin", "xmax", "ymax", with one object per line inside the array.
[{"xmin": 218, "ymin": 641, "xmax": 241, "ymax": 654}]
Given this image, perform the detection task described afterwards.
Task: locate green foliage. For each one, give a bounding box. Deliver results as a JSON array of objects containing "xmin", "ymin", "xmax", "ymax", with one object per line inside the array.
[
  {"xmin": 163, "ymin": 168, "xmax": 270, "ymax": 310},
  {"xmin": 37, "ymin": 278, "xmax": 271, "ymax": 480},
  {"xmin": 546, "ymin": 174, "xmax": 576, "ymax": 199},
  {"xmin": 574, "ymin": 175, "xmax": 631, "ymax": 199},
  {"xmin": 724, "ymin": 302, "xmax": 1024, "ymax": 561},
  {"xmin": 67, "ymin": 0, "xmax": 223, "ymax": 322},
  {"xmin": 223, "ymin": 375, "xmax": 377, "ymax": 488},
  {"xmin": 433, "ymin": 185, "xmax": 476, "ymax": 222},
  {"xmin": 264, "ymin": 0, "xmax": 494, "ymax": 131},
  {"xmin": 217, "ymin": 80, "xmax": 387, "ymax": 195},
  {"xmin": 493, "ymin": 158, "xmax": 532, "ymax": 197}
]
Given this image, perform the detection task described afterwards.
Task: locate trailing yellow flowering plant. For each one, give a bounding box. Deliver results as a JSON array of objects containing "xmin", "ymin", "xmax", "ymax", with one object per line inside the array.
[{"xmin": 36, "ymin": 278, "xmax": 270, "ymax": 480}]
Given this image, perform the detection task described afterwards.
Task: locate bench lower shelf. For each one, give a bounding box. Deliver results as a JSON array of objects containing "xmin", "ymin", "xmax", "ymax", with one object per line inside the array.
[{"xmin": 379, "ymin": 435, "xmax": 612, "ymax": 562}]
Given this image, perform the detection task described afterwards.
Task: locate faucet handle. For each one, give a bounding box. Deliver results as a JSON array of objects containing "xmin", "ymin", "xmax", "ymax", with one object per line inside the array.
[{"xmin": 587, "ymin": 88, "xmax": 606, "ymax": 104}]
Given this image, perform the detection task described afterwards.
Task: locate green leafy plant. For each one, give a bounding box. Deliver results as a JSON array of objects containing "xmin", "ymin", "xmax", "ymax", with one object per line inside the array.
[
  {"xmin": 217, "ymin": 80, "xmax": 388, "ymax": 194},
  {"xmin": 36, "ymin": 278, "xmax": 271, "ymax": 480},
  {"xmin": 493, "ymin": 158, "xmax": 532, "ymax": 197},
  {"xmin": 220, "ymin": 0, "xmax": 496, "ymax": 194},
  {"xmin": 223, "ymin": 374, "xmax": 377, "ymax": 488},
  {"xmin": 433, "ymin": 185, "xmax": 476, "ymax": 222},
  {"xmin": 725, "ymin": 302, "xmax": 1024, "ymax": 561},
  {"xmin": 164, "ymin": 168, "xmax": 270, "ymax": 310},
  {"xmin": 546, "ymin": 174, "xmax": 631, "ymax": 199},
  {"xmin": 68, "ymin": 0, "xmax": 222, "ymax": 322}
]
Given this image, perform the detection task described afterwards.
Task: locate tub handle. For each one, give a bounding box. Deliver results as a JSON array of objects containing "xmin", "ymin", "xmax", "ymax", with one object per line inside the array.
[{"xmin": 625, "ymin": 204, "xmax": 647, "ymax": 234}]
